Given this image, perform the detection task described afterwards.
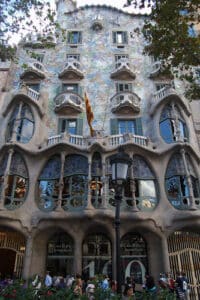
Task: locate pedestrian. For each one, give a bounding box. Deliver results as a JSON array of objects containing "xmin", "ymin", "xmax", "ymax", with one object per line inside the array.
[
  {"xmin": 123, "ymin": 284, "xmax": 134, "ymax": 299},
  {"xmin": 86, "ymin": 277, "xmax": 95, "ymax": 300},
  {"xmin": 144, "ymin": 274, "xmax": 157, "ymax": 296},
  {"xmin": 175, "ymin": 271, "xmax": 185, "ymax": 300},
  {"xmin": 44, "ymin": 270, "xmax": 52, "ymax": 288},
  {"xmin": 101, "ymin": 274, "xmax": 109, "ymax": 290},
  {"xmin": 73, "ymin": 274, "xmax": 83, "ymax": 299},
  {"xmin": 182, "ymin": 272, "xmax": 189, "ymax": 300}
]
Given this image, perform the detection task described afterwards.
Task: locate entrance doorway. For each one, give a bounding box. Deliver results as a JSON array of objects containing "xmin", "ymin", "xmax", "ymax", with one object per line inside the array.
[
  {"xmin": 0, "ymin": 249, "xmax": 16, "ymax": 278},
  {"xmin": 47, "ymin": 232, "xmax": 74, "ymax": 277},
  {"xmin": 0, "ymin": 230, "xmax": 25, "ymax": 278}
]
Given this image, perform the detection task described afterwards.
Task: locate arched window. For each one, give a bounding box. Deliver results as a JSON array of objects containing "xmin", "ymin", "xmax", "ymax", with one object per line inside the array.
[
  {"xmin": 6, "ymin": 103, "xmax": 34, "ymax": 143},
  {"xmin": 0, "ymin": 152, "xmax": 29, "ymax": 209},
  {"xmin": 82, "ymin": 234, "xmax": 112, "ymax": 279},
  {"xmin": 62, "ymin": 154, "xmax": 88, "ymax": 210},
  {"xmin": 165, "ymin": 153, "xmax": 199, "ymax": 209},
  {"xmin": 159, "ymin": 104, "xmax": 188, "ymax": 143},
  {"xmin": 121, "ymin": 233, "xmax": 148, "ymax": 284},
  {"xmin": 47, "ymin": 232, "xmax": 74, "ymax": 276},
  {"xmin": 126, "ymin": 155, "xmax": 158, "ymax": 211},
  {"xmin": 38, "ymin": 155, "xmax": 61, "ymax": 211}
]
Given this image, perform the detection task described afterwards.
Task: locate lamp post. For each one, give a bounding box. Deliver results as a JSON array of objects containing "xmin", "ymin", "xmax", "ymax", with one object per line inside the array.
[{"xmin": 110, "ymin": 147, "xmax": 132, "ymax": 295}]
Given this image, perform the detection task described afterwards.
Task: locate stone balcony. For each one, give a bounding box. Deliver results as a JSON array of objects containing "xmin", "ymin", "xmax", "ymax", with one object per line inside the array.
[
  {"xmin": 150, "ymin": 86, "xmax": 191, "ymax": 116},
  {"xmin": 22, "ymin": 33, "xmax": 56, "ymax": 48},
  {"xmin": 46, "ymin": 132, "xmax": 149, "ymax": 149},
  {"xmin": 54, "ymin": 91, "xmax": 84, "ymax": 114},
  {"xmin": 3, "ymin": 85, "xmax": 44, "ymax": 117},
  {"xmin": 20, "ymin": 61, "xmax": 46, "ymax": 80},
  {"xmin": 58, "ymin": 58, "xmax": 84, "ymax": 80},
  {"xmin": 110, "ymin": 92, "xmax": 141, "ymax": 114},
  {"xmin": 110, "ymin": 58, "xmax": 136, "ymax": 80}
]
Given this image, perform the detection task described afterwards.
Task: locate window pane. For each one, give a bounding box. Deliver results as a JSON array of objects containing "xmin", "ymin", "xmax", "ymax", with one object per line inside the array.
[
  {"xmin": 179, "ymin": 120, "xmax": 187, "ymax": 141},
  {"xmin": 166, "ymin": 177, "xmax": 180, "ymax": 199},
  {"xmin": 27, "ymin": 84, "xmax": 40, "ymax": 92},
  {"xmin": 180, "ymin": 176, "xmax": 189, "ymax": 197},
  {"xmin": 68, "ymin": 31, "xmax": 81, "ymax": 44},
  {"xmin": 17, "ymin": 119, "xmax": 34, "ymax": 143},
  {"xmin": 68, "ymin": 120, "xmax": 77, "ymax": 134},
  {"xmin": 118, "ymin": 120, "xmax": 135, "ymax": 134},
  {"xmin": 117, "ymin": 32, "xmax": 123, "ymax": 43},
  {"xmin": 139, "ymin": 180, "xmax": 156, "ymax": 197},
  {"xmin": 160, "ymin": 119, "xmax": 174, "ymax": 143},
  {"xmin": 191, "ymin": 176, "xmax": 199, "ymax": 198}
]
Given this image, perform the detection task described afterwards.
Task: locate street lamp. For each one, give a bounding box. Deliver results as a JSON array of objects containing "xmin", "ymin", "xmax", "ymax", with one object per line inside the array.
[{"xmin": 110, "ymin": 147, "xmax": 132, "ymax": 295}]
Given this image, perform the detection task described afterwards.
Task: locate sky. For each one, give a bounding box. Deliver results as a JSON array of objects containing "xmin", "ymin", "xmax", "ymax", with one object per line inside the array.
[
  {"xmin": 9, "ymin": 0, "xmax": 149, "ymax": 44},
  {"xmin": 74, "ymin": 0, "xmax": 149, "ymax": 14}
]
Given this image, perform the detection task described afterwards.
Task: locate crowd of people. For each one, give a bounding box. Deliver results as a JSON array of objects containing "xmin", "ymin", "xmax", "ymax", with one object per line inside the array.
[{"xmin": 0, "ymin": 270, "xmax": 190, "ymax": 299}]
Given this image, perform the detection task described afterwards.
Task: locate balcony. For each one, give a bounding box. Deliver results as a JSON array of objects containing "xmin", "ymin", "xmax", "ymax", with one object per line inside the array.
[
  {"xmin": 54, "ymin": 90, "xmax": 84, "ymax": 114},
  {"xmin": 110, "ymin": 92, "xmax": 141, "ymax": 114},
  {"xmin": 20, "ymin": 61, "xmax": 46, "ymax": 80},
  {"xmin": 3, "ymin": 84, "xmax": 44, "ymax": 117},
  {"xmin": 149, "ymin": 61, "xmax": 161, "ymax": 78},
  {"xmin": 58, "ymin": 58, "xmax": 84, "ymax": 80},
  {"xmin": 110, "ymin": 58, "xmax": 136, "ymax": 80},
  {"xmin": 46, "ymin": 132, "xmax": 149, "ymax": 149},
  {"xmin": 22, "ymin": 33, "xmax": 56, "ymax": 48},
  {"xmin": 150, "ymin": 86, "xmax": 191, "ymax": 116}
]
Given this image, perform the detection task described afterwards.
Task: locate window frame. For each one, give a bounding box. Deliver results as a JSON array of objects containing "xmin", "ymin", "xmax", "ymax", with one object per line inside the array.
[
  {"xmin": 112, "ymin": 31, "xmax": 128, "ymax": 45},
  {"xmin": 116, "ymin": 82, "xmax": 132, "ymax": 93},
  {"xmin": 67, "ymin": 31, "xmax": 82, "ymax": 45}
]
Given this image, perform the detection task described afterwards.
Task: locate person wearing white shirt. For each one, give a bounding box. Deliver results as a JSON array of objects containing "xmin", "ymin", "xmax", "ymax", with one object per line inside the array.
[{"xmin": 45, "ymin": 271, "xmax": 52, "ymax": 287}]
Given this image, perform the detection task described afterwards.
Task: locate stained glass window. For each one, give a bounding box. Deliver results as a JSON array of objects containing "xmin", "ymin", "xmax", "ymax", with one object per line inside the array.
[
  {"xmin": 165, "ymin": 153, "xmax": 199, "ymax": 209},
  {"xmin": 38, "ymin": 155, "xmax": 61, "ymax": 211},
  {"xmin": 1, "ymin": 152, "xmax": 29, "ymax": 210},
  {"xmin": 160, "ymin": 104, "xmax": 188, "ymax": 143}
]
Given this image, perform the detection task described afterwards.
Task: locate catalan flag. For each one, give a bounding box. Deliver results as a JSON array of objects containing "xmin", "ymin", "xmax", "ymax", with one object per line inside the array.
[{"xmin": 84, "ymin": 92, "xmax": 95, "ymax": 137}]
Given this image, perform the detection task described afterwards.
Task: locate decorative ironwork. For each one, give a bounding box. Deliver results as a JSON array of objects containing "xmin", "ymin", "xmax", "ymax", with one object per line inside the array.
[
  {"xmin": 82, "ymin": 234, "xmax": 112, "ymax": 278},
  {"xmin": 120, "ymin": 233, "xmax": 148, "ymax": 284},
  {"xmin": 168, "ymin": 232, "xmax": 200, "ymax": 300}
]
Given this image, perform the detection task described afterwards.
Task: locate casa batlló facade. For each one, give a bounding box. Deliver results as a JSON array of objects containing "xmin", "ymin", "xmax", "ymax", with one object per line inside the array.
[{"xmin": 0, "ymin": 0, "xmax": 200, "ymax": 298}]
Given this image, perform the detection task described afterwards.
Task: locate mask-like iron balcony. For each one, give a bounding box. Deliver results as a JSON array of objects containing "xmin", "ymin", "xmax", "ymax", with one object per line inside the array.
[
  {"xmin": 110, "ymin": 58, "xmax": 136, "ymax": 80},
  {"xmin": 58, "ymin": 58, "xmax": 84, "ymax": 80}
]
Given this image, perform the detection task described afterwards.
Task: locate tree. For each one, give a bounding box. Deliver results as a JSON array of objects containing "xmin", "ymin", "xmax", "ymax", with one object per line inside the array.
[
  {"xmin": 125, "ymin": 0, "xmax": 200, "ymax": 100},
  {"xmin": 0, "ymin": 0, "xmax": 56, "ymax": 61}
]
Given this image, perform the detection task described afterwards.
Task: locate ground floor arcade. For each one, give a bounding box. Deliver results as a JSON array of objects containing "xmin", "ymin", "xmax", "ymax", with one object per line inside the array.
[{"xmin": 0, "ymin": 220, "xmax": 200, "ymax": 299}]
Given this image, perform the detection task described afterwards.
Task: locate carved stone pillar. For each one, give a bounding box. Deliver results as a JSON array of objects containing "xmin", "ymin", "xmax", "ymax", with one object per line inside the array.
[
  {"xmin": 85, "ymin": 156, "xmax": 93, "ymax": 210},
  {"xmin": 130, "ymin": 161, "xmax": 139, "ymax": 212},
  {"xmin": 180, "ymin": 148, "xmax": 196, "ymax": 210},
  {"xmin": 73, "ymin": 237, "xmax": 82, "ymax": 275},
  {"xmin": 56, "ymin": 151, "xmax": 65, "ymax": 211},
  {"xmin": 100, "ymin": 155, "xmax": 107, "ymax": 208},
  {"xmin": 22, "ymin": 235, "xmax": 33, "ymax": 279}
]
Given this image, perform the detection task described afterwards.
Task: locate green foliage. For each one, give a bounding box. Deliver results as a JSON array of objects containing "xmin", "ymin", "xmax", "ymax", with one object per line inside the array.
[
  {"xmin": 0, "ymin": 0, "xmax": 56, "ymax": 61},
  {"xmin": 0, "ymin": 280, "xmax": 177, "ymax": 300},
  {"xmin": 126, "ymin": 0, "xmax": 200, "ymax": 100}
]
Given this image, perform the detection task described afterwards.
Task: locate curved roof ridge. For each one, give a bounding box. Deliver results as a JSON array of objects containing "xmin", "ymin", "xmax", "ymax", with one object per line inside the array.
[{"xmin": 65, "ymin": 4, "xmax": 148, "ymax": 17}]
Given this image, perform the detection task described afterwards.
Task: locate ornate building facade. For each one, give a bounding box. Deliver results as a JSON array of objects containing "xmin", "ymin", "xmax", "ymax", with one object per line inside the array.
[{"xmin": 0, "ymin": 0, "xmax": 200, "ymax": 298}]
